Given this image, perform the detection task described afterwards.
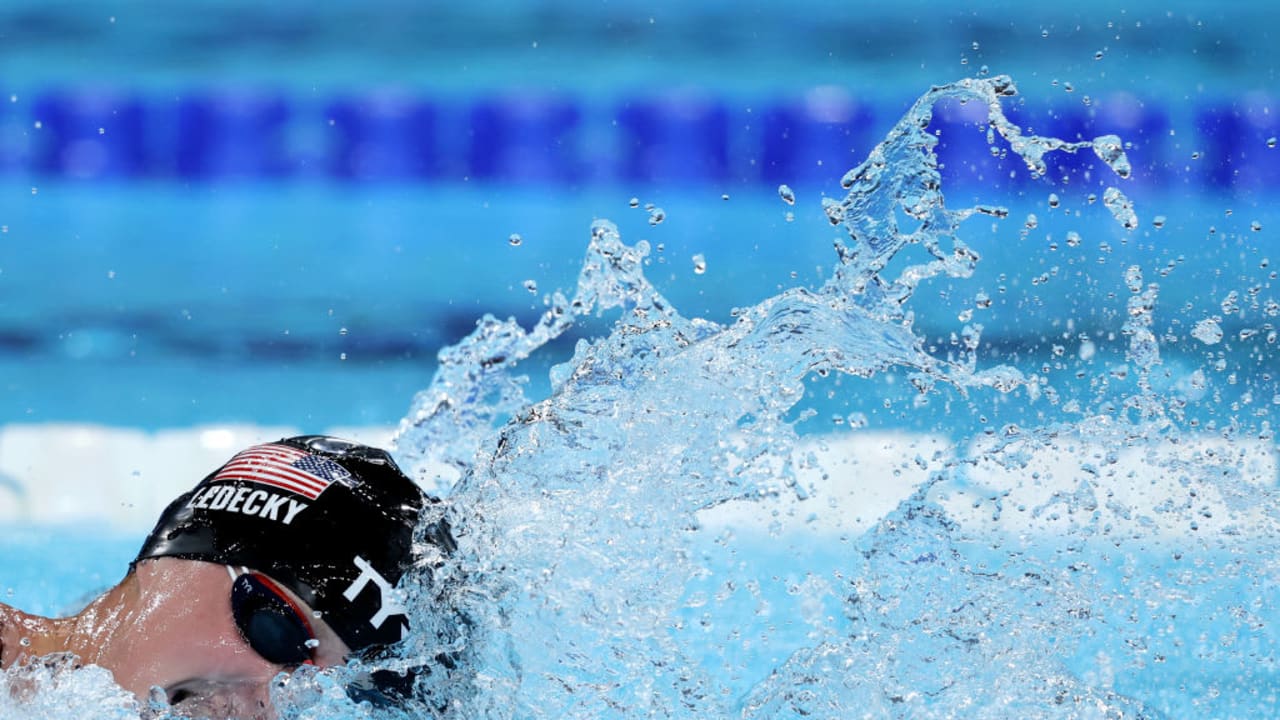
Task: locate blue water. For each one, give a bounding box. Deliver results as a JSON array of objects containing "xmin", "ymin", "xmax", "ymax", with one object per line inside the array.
[
  {"xmin": 0, "ymin": 77, "xmax": 1275, "ymax": 716},
  {"xmin": 0, "ymin": 525, "xmax": 138, "ymax": 617},
  {"xmin": 2, "ymin": 182, "xmax": 1277, "ymax": 431},
  {"xmin": 2, "ymin": 1, "xmax": 1278, "ymax": 435},
  {"xmin": 1, "ymin": 2, "xmax": 1278, "ymax": 718}
]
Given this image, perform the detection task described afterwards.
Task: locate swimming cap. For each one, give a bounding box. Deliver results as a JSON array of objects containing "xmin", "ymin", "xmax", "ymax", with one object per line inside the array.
[{"xmin": 134, "ymin": 435, "xmax": 452, "ymax": 654}]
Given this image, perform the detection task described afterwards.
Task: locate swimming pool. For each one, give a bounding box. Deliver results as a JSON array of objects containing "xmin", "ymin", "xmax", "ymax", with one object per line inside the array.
[{"xmin": 1, "ymin": 2, "xmax": 1278, "ymax": 718}]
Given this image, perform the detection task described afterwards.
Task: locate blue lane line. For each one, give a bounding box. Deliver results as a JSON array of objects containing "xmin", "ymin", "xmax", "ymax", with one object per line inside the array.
[{"xmin": 1, "ymin": 89, "xmax": 1276, "ymax": 191}]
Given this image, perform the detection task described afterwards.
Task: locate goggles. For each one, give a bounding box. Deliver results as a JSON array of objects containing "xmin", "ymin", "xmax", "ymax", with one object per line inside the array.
[
  {"xmin": 226, "ymin": 564, "xmax": 431, "ymax": 709},
  {"xmin": 228, "ymin": 568, "xmax": 317, "ymax": 667}
]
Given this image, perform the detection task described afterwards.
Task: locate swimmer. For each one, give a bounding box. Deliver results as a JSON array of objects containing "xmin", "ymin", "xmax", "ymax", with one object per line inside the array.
[{"xmin": 0, "ymin": 435, "xmax": 452, "ymax": 718}]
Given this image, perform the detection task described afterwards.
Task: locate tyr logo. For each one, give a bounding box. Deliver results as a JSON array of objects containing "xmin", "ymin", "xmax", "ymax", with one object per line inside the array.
[{"xmin": 342, "ymin": 555, "xmax": 410, "ymax": 640}]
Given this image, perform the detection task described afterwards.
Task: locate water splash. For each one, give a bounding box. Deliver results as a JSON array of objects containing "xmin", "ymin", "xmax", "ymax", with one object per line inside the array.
[
  {"xmin": 377, "ymin": 75, "xmax": 1217, "ymax": 719},
  {"xmin": 392, "ymin": 223, "xmax": 694, "ymax": 492},
  {"xmin": 1191, "ymin": 318, "xmax": 1223, "ymax": 345},
  {"xmin": 9, "ymin": 73, "xmax": 1269, "ymax": 719},
  {"xmin": 738, "ymin": 489, "xmax": 1159, "ymax": 719},
  {"xmin": 777, "ymin": 184, "xmax": 796, "ymax": 206},
  {"xmin": 1103, "ymin": 187, "xmax": 1139, "ymax": 230},
  {"xmin": 0, "ymin": 656, "xmax": 137, "ymax": 719}
]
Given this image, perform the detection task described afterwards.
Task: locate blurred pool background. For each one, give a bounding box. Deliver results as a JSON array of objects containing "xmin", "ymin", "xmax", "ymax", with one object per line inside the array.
[
  {"xmin": 0, "ymin": 0, "xmax": 1276, "ymax": 683},
  {"xmin": 2, "ymin": 0, "xmax": 1276, "ymax": 425}
]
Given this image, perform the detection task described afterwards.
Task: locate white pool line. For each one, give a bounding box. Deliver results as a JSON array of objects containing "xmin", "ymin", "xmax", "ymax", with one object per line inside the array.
[
  {"xmin": 0, "ymin": 423, "xmax": 1275, "ymax": 541},
  {"xmin": 0, "ymin": 423, "xmax": 396, "ymax": 532}
]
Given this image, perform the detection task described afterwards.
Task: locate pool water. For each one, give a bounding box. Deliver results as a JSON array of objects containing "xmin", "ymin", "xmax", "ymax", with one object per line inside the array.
[
  {"xmin": 1, "ymin": 2, "xmax": 1279, "ymax": 719},
  {"xmin": 0, "ymin": 525, "xmax": 138, "ymax": 617}
]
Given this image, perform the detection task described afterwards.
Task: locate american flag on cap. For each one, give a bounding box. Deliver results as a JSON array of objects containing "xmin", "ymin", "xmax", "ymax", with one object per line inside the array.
[{"xmin": 211, "ymin": 443, "xmax": 355, "ymax": 500}]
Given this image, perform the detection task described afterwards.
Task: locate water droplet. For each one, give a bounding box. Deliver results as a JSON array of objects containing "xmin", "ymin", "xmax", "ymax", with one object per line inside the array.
[
  {"xmin": 1251, "ymin": 220, "xmax": 1262, "ymax": 232},
  {"xmin": 784, "ymin": 211, "xmax": 795, "ymax": 223},
  {"xmin": 1152, "ymin": 215, "xmax": 1166, "ymax": 229},
  {"xmin": 508, "ymin": 233, "xmax": 523, "ymax": 246},
  {"xmin": 33, "ymin": 120, "xmax": 41, "ymax": 129},
  {"xmin": 629, "ymin": 197, "xmax": 640, "ymax": 208},
  {"xmin": 1102, "ymin": 187, "xmax": 1138, "ymax": 230},
  {"xmin": 98, "ymin": 127, "xmax": 105, "ymax": 135},
  {"xmin": 1269, "ymin": 137, "xmax": 1277, "ymax": 149},
  {"xmin": 971, "ymin": 41, "xmax": 980, "ymax": 51},
  {"xmin": 1024, "ymin": 213, "xmax": 1038, "ymax": 230},
  {"xmin": 1047, "ymin": 193, "xmax": 1060, "ymax": 208},
  {"xmin": 721, "ymin": 193, "xmax": 730, "ymax": 201},
  {"xmin": 692, "ymin": 253, "xmax": 707, "ymax": 274},
  {"xmin": 107, "ymin": 269, "xmax": 115, "ymax": 279},
  {"xmin": 1222, "ymin": 291, "xmax": 1240, "ymax": 315},
  {"xmin": 30, "ymin": 187, "xmax": 37, "ymax": 195},
  {"xmin": 305, "ymin": 638, "xmax": 320, "ymax": 649},
  {"xmin": 1086, "ymin": 193, "xmax": 1096, "ymax": 204},
  {"xmin": 1079, "ymin": 339, "xmax": 1097, "ymax": 361},
  {"xmin": 1124, "ymin": 265, "xmax": 1143, "ymax": 292},
  {"xmin": 1092, "ymin": 135, "xmax": 1131, "ymax": 179},
  {"xmin": 1041, "ymin": 28, "xmax": 1050, "ymax": 38},
  {"xmin": 523, "ymin": 279, "xmax": 538, "ymax": 294},
  {"xmin": 338, "ymin": 327, "xmax": 348, "ymax": 336},
  {"xmin": 778, "ymin": 184, "xmax": 796, "ymax": 205},
  {"xmin": 1063, "ymin": 82, "xmax": 1074, "ymax": 93},
  {"xmin": 339, "ymin": 352, "xmax": 348, "ymax": 360},
  {"xmin": 19, "ymin": 637, "xmax": 30, "ymax": 647},
  {"xmin": 648, "ymin": 207, "xmax": 666, "ymax": 225},
  {"xmin": 975, "ymin": 292, "xmax": 992, "ymax": 309},
  {"xmin": 1191, "ymin": 318, "xmax": 1223, "ymax": 345},
  {"xmin": 1094, "ymin": 50, "xmax": 1104, "ymax": 60},
  {"xmin": 1191, "ymin": 151, "xmax": 1201, "ymax": 160},
  {"xmin": 1189, "ymin": 369, "xmax": 1207, "ymax": 390}
]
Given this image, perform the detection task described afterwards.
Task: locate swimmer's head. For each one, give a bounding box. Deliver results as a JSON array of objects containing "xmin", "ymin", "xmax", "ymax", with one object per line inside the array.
[{"xmin": 134, "ymin": 435, "xmax": 452, "ymax": 659}]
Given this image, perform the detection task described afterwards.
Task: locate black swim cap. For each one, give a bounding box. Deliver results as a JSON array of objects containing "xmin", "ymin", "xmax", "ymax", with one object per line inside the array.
[{"xmin": 134, "ymin": 435, "xmax": 450, "ymax": 654}]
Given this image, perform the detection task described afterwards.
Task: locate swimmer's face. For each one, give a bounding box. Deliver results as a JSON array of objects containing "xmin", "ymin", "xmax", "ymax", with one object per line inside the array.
[{"xmin": 95, "ymin": 558, "xmax": 350, "ymax": 719}]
